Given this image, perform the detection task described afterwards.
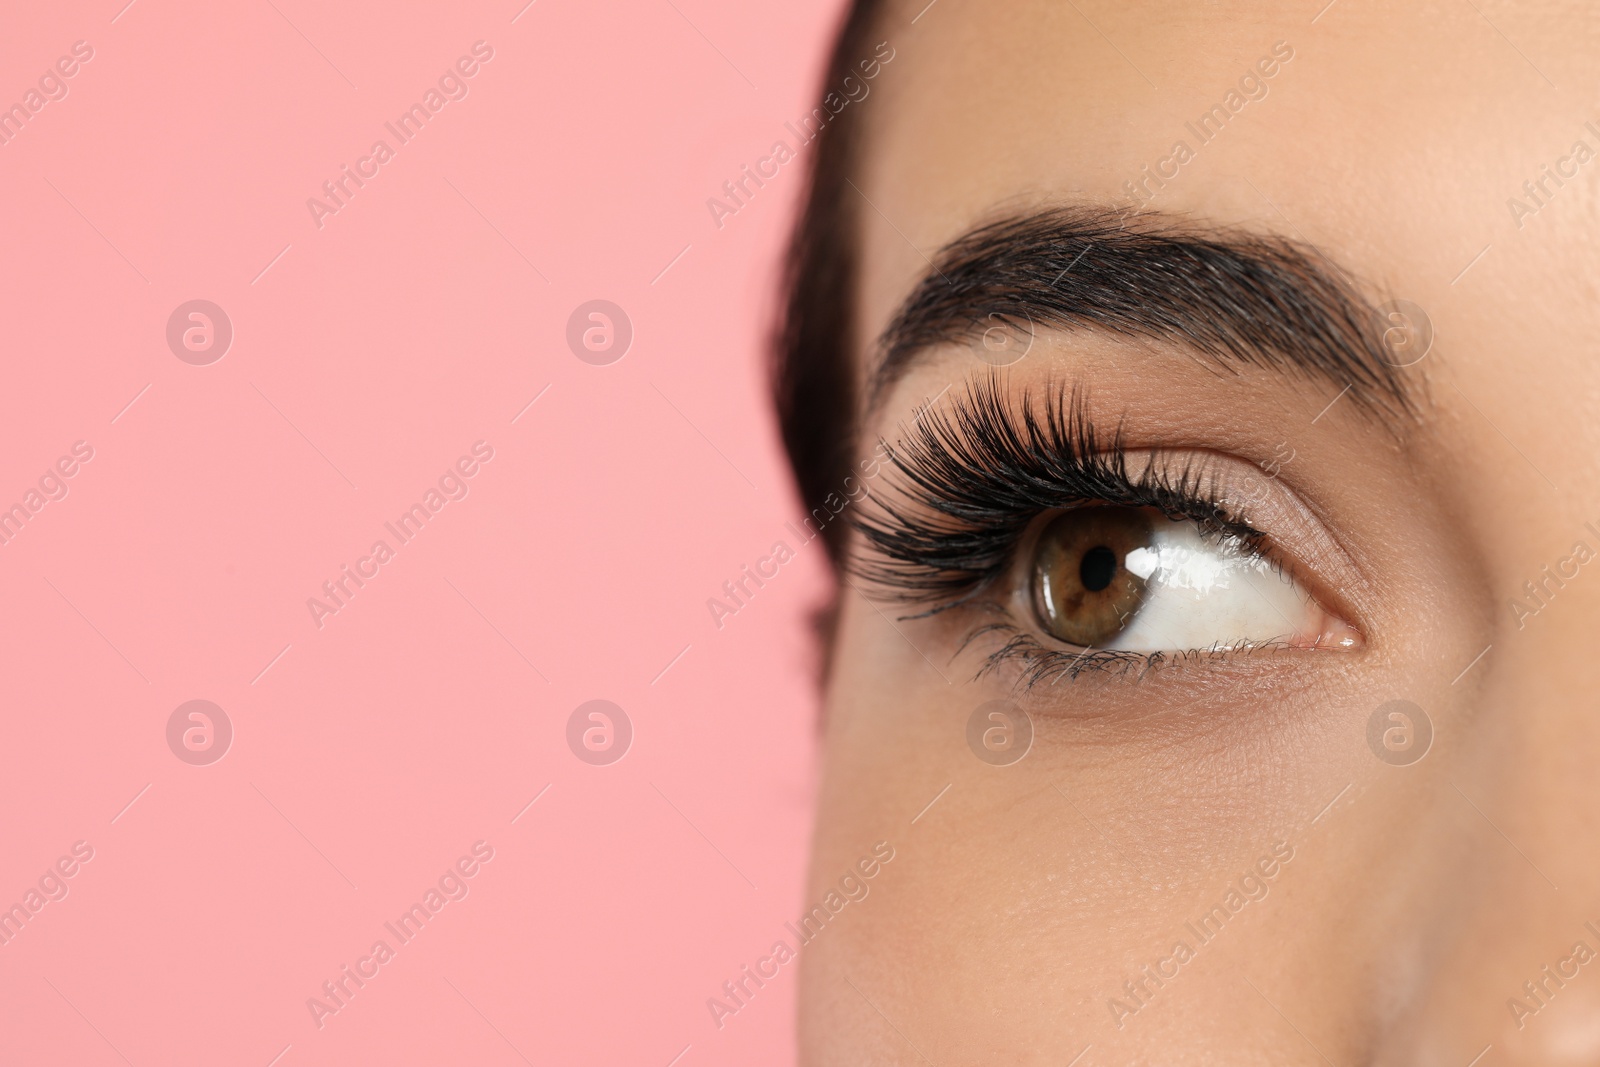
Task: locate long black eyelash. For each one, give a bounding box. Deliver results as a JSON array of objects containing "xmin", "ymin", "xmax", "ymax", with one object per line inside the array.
[{"xmin": 849, "ymin": 373, "xmax": 1266, "ymax": 621}]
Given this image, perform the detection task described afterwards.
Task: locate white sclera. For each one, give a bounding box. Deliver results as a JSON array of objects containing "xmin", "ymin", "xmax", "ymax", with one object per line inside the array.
[{"xmin": 1110, "ymin": 521, "xmax": 1320, "ymax": 652}]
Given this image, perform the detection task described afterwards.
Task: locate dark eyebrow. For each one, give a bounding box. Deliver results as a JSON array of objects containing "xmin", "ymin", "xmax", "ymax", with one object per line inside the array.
[{"xmin": 870, "ymin": 207, "xmax": 1416, "ymax": 419}]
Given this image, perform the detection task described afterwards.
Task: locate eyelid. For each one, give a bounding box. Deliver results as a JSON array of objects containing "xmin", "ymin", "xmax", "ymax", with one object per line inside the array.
[
  {"xmin": 848, "ymin": 375, "xmax": 1372, "ymax": 670},
  {"xmin": 1119, "ymin": 448, "xmax": 1368, "ymax": 634}
]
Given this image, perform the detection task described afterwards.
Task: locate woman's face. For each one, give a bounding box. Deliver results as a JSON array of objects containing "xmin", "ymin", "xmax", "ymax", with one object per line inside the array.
[{"xmin": 801, "ymin": 2, "xmax": 1600, "ymax": 1063}]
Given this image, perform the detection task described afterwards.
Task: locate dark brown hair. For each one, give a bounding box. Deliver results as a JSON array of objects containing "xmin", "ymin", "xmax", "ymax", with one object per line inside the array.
[{"xmin": 772, "ymin": 0, "xmax": 885, "ymax": 575}]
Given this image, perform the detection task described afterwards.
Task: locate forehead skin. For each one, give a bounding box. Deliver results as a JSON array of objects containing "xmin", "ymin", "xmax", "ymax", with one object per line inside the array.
[
  {"xmin": 852, "ymin": 0, "xmax": 1600, "ymax": 378},
  {"xmin": 804, "ymin": 1, "xmax": 1600, "ymax": 1064}
]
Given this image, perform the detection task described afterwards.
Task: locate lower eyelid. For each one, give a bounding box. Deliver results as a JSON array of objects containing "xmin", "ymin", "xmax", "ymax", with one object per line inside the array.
[{"xmin": 959, "ymin": 618, "xmax": 1306, "ymax": 689}]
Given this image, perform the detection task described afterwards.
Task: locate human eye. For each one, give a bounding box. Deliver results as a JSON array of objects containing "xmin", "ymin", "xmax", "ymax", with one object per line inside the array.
[
  {"xmin": 1020, "ymin": 502, "xmax": 1357, "ymax": 653},
  {"xmin": 850, "ymin": 375, "xmax": 1362, "ymax": 686}
]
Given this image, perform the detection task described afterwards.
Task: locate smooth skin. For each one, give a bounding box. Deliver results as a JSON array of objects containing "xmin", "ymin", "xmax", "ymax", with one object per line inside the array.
[{"xmin": 799, "ymin": 2, "xmax": 1600, "ymax": 1063}]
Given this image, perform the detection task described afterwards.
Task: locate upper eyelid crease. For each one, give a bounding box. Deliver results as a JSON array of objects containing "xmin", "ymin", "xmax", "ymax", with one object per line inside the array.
[{"xmin": 866, "ymin": 206, "xmax": 1417, "ymax": 426}]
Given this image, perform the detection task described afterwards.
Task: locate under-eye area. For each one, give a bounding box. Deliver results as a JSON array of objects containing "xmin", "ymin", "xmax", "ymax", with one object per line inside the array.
[{"xmin": 850, "ymin": 375, "xmax": 1363, "ymax": 687}]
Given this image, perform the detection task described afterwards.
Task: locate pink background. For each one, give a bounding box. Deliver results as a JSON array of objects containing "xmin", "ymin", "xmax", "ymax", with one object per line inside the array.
[{"xmin": 0, "ymin": 1, "xmax": 839, "ymax": 1063}]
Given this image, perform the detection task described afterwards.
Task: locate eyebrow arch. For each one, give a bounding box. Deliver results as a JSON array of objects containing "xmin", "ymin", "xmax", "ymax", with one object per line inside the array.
[{"xmin": 869, "ymin": 207, "xmax": 1416, "ymax": 420}]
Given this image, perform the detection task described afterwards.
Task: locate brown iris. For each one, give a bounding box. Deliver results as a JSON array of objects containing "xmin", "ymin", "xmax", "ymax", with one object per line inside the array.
[{"xmin": 1030, "ymin": 507, "xmax": 1154, "ymax": 647}]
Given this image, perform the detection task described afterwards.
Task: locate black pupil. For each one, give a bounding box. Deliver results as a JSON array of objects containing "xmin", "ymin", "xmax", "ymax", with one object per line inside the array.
[{"xmin": 1079, "ymin": 545, "xmax": 1118, "ymax": 592}]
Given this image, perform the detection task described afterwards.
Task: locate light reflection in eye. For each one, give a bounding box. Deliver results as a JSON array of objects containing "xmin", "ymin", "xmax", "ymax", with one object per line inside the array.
[
  {"xmin": 1110, "ymin": 521, "xmax": 1341, "ymax": 652},
  {"xmin": 1029, "ymin": 508, "xmax": 1355, "ymax": 654}
]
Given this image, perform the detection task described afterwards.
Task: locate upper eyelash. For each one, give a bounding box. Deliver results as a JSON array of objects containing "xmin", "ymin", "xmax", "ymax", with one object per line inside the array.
[{"xmin": 849, "ymin": 373, "xmax": 1266, "ymax": 621}]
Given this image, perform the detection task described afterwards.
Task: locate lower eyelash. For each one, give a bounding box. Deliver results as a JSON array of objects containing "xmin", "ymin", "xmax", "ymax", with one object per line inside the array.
[
  {"xmin": 956, "ymin": 618, "xmax": 1158, "ymax": 683},
  {"xmin": 958, "ymin": 618, "xmax": 1302, "ymax": 689}
]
